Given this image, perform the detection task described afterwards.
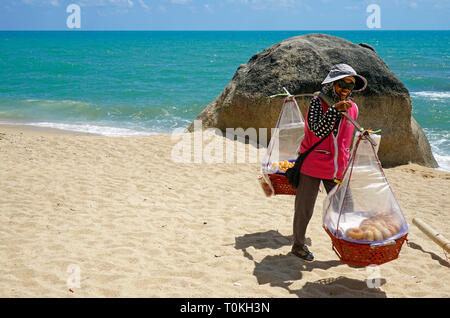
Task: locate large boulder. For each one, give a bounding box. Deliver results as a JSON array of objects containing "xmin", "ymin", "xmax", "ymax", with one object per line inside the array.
[{"xmin": 187, "ymin": 33, "xmax": 437, "ymax": 168}]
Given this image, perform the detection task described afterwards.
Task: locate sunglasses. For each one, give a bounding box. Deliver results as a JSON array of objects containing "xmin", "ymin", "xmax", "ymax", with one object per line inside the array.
[{"xmin": 337, "ymin": 79, "xmax": 355, "ymax": 90}]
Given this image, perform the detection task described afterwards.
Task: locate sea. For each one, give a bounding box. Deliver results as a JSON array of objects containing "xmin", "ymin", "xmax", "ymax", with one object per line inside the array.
[{"xmin": 0, "ymin": 31, "xmax": 448, "ymax": 170}]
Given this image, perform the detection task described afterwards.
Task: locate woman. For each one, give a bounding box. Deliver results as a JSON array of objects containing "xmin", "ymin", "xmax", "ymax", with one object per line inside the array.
[{"xmin": 291, "ymin": 63, "xmax": 367, "ymax": 261}]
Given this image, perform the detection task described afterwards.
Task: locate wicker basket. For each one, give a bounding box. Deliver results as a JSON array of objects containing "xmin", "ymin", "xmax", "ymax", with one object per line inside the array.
[
  {"xmin": 268, "ymin": 173, "xmax": 296, "ymax": 195},
  {"xmin": 324, "ymin": 226, "xmax": 408, "ymax": 266}
]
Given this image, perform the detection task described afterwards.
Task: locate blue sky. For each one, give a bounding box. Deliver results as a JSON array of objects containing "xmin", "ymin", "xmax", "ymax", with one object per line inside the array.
[{"xmin": 0, "ymin": 0, "xmax": 449, "ymax": 30}]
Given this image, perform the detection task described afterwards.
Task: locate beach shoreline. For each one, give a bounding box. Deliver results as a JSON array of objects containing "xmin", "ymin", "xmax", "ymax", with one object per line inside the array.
[
  {"xmin": 0, "ymin": 123, "xmax": 98, "ymax": 136},
  {"xmin": 0, "ymin": 125, "xmax": 449, "ymax": 298}
]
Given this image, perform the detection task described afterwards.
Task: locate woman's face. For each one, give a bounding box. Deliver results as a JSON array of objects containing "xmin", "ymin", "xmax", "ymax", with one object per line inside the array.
[{"xmin": 334, "ymin": 76, "xmax": 356, "ymax": 100}]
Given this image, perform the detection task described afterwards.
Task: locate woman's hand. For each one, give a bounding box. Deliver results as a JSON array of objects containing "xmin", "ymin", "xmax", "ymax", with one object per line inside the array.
[{"xmin": 334, "ymin": 100, "xmax": 352, "ymax": 112}]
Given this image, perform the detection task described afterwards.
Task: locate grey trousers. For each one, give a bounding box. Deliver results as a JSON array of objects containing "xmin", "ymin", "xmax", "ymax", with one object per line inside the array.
[{"xmin": 293, "ymin": 173, "xmax": 336, "ymax": 248}]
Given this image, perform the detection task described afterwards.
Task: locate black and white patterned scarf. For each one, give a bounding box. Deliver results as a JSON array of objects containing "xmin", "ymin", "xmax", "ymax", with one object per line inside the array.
[
  {"xmin": 319, "ymin": 82, "xmax": 349, "ymax": 136},
  {"xmin": 320, "ymin": 82, "xmax": 350, "ymax": 105}
]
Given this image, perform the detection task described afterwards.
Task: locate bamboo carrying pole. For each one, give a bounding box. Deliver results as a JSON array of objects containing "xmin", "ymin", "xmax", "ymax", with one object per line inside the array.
[{"xmin": 412, "ymin": 218, "xmax": 450, "ymax": 253}]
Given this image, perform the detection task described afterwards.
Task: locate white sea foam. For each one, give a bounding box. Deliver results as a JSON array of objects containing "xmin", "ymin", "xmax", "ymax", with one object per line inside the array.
[
  {"xmin": 410, "ymin": 91, "xmax": 450, "ymax": 99},
  {"xmin": 434, "ymin": 154, "xmax": 450, "ymax": 172},
  {"xmin": 423, "ymin": 128, "xmax": 450, "ymax": 172},
  {"xmin": 24, "ymin": 122, "xmax": 158, "ymax": 137}
]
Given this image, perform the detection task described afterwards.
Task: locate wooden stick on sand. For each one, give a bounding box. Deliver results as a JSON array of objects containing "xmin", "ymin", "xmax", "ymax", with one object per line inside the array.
[{"xmin": 412, "ymin": 218, "xmax": 450, "ymax": 253}]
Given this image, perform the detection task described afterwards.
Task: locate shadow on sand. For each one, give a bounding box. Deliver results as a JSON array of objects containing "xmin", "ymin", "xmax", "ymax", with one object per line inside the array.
[
  {"xmin": 235, "ymin": 230, "xmax": 387, "ymax": 297},
  {"xmin": 406, "ymin": 241, "xmax": 449, "ymax": 268}
]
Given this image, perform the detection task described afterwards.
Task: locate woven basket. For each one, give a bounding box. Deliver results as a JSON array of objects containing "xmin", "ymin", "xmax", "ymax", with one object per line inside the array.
[
  {"xmin": 324, "ymin": 226, "xmax": 408, "ymax": 266},
  {"xmin": 268, "ymin": 173, "xmax": 296, "ymax": 195}
]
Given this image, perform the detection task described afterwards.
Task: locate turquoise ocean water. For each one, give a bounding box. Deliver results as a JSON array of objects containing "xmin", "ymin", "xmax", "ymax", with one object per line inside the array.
[{"xmin": 0, "ymin": 31, "xmax": 449, "ymax": 170}]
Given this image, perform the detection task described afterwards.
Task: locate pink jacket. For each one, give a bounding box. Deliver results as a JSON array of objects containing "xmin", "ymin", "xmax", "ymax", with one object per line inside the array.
[{"xmin": 300, "ymin": 97, "xmax": 358, "ymax": 180}]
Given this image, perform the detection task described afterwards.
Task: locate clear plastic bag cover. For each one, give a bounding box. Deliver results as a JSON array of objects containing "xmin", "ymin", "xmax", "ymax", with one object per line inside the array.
[
  {"xmin": 261, "ymin": 98, "xmax": 305, "ymax": 174},
  {"xmin": 323, "ymin": 133, "xmax": 408, "ymax": 243}
]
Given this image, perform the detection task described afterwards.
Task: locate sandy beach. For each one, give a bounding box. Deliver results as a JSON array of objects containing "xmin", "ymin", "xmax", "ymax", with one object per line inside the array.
[{"xmin": 0, "ymin": 124, "xmax": 449, "ymax": 298}]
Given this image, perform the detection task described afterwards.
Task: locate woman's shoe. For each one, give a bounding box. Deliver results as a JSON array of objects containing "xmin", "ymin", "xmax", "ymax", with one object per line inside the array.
[{"xmin": 291, "ymin": 244, "xmax": 314, "ymax": 261}]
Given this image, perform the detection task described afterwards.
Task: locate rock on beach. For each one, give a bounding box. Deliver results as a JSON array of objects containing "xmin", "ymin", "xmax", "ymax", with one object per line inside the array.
[{"xmin": 188, "ymin": 33, "xmax": 437, "ymax": 168}]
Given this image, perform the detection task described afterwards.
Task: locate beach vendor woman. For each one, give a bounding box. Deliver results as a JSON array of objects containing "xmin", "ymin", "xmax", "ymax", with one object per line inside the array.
[{"xmin": 291, "ymin": 63, "xmax": 367, "ymax": 261}]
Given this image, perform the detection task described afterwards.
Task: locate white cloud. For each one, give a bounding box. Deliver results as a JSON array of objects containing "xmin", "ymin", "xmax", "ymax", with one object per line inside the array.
[
  {"xmin": 107, "ymin": 0, "xmax": 134, "ymax": 7},
  {"xmin": 170, "ymin": 0, "xmax": 192, "ymax": 4},
  {"xmin": 137, "ymin": 0, "xmax": 150, "ymax": 10},
  {"xmin": 204, "ymin": 3, "xmax": 213, "ymax": 12},
  {"xmin": 17, "ymin": 0, "xmax": 138, "ymax": 7},
  {"xmin": 344, "ymin": 5, "xmax": 359, "ymax": 10},
  {"xmin": 227, "ymin": 0, "xmax": 302, "ymax": 10},
  {"xmin": 21, "ymin": 0, "xmax": 60, "ymax": 6}
]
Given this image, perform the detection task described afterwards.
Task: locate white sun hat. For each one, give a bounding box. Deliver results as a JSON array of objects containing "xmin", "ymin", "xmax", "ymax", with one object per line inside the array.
[{"xmin": 321, "ymin": 63, "xmax": 368, "ymax": 92}]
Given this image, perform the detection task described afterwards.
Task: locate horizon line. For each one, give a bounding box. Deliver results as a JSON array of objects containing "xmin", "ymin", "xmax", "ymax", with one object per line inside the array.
[{"xmin": 1, "ymin": 29, "xmax": 449, "ymax": 32}]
